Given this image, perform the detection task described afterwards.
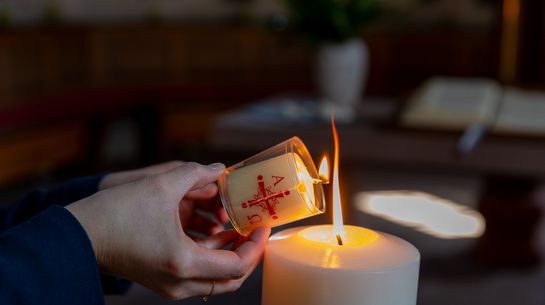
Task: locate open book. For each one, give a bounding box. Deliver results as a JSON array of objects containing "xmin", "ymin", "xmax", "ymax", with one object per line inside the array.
[{"xmin": 401, "ymin": 77, "xmax": 545, "ymax": 136}]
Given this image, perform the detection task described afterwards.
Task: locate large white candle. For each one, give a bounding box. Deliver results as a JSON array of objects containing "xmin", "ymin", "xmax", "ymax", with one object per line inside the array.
[{"xmin": 262, "ymin": 225, "xmax": 420, "ymax": 305}]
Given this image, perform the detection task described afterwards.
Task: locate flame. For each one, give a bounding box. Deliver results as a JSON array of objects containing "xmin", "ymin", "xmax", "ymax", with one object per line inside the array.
[
  {"xmin": 331, "ymin": 114, "xmax": 346, "ymax": 241},
  {"xmin": 318, "ymin": 156, "xmax": 329, "ymax": 183}
]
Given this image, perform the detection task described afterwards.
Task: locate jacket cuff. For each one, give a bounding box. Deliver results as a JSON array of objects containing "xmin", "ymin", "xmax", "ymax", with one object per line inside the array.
[{"xmin": 0, "ymin": 206, "xmax": 105, "ymax": 305}]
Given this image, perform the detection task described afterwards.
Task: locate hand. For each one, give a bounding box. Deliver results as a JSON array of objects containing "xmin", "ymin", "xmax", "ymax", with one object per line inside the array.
[
  {"xmin": 98, "ymin": 161, "xmax": 184, "ymax": 190},
  {"xmin": 99, "ymin": 161, "xmax": 229, "ymax": 235},
  {"xmin": 67, "ymin": 162, "xmax": 271, "ymax": 300}
]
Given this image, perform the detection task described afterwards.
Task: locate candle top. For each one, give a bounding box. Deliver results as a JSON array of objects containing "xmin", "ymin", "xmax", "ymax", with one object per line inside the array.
[{"xmin": 267, "ymin": 225, "xmax": 420, "ymax": 271}]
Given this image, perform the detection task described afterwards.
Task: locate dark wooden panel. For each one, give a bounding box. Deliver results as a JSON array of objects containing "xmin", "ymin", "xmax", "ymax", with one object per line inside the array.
[
  {"xmin": 0, "ymin": 24, "xmax": 500, "ymax": 104},
  {"xmin": 0, "ymin": 121, "xmax": 87, "ymax": 186},
  {"xmin": 517, "ymin": 0, "xmax": 545, "ymax": 84}
]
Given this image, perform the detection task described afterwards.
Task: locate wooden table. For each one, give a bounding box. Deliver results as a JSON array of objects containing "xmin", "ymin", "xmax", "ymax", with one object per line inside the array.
[{"xmin": 208, "ymin": 98, "xmax": 545, "ymax": 267}]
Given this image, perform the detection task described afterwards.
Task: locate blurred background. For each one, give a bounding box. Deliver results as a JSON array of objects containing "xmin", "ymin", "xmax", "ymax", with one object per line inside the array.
[{"xmin": 1, "ymin": 0, "xmax": 545, "ymax": 304}]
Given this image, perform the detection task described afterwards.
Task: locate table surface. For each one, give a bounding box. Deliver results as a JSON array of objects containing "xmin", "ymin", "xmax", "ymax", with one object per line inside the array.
[{"xmin": 208, "ymin": 97, "xmax": 545, "ymax": 178}]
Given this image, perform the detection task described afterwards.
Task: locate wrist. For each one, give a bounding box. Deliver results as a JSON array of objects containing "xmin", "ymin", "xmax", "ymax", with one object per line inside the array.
[
  {"xmin": 98, "ymin": 173, "xmax": 115, "ymax": 191},
  {"xmin": 66, "ymin": 199, "xmax": 107, "ymax": 270}
]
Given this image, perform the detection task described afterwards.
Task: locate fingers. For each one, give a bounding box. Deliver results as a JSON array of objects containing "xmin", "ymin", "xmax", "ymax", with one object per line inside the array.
[
  {"xmin": 140, "ymin": 161, "xmax": 185, "ymax": 175},
  {"xmin": 198, "ymin": 198, "xmax": 229, "ymax": 224},
  {"xmin": 193, "ymin": 200, "xmax": 228, "ymax": 225},
  {"xmin": 176, "ymin": 278, "xmax": 249, "ymax": 299},
  {"xmin": 166, "ymin": 228, "xmax": 270, "ymax": 300},
  {"xmin": 163, "ymin": 278, "xmax": 246, "ymax": 300},
  {"xmin": 186, "ymin": 183, "xmax": 217, "ymax": 200},
  {"xmin": 99, "ymin": 161, "xmax": 184, "ymax": 190},
  {"xmin": 232, "ymin": 226, "xmax": 270, "ymax": 266},
  {"xmin": 189, "ymin": 227, "xmax": 271, "ymax": 280},
  {"xmin": 197, "ymin": 230, "xmax": 239, "ymax": 249},
  {"xmin": 186, "ymin": 189, "xmax": 229, "ymax": 225},
  {"xmin": 231, "ymin": 234, "xmax": 248, "ymax": 251},
  {"xmin": 158, "ymin": 228, "xmax": 270, "ymax": 300},
  {"xmin": 158, "ymin": 227, "xmax": 270, "ymax": 300},
  {"xmin": 163, "ymin": 162, "xmax": 225, "ymax": 200},
  {"xmin": 187, "ymin": 211, "xmax": 225, "ymax": 236},
  {"xmin": 180, "ymin": 171, "xmax": 229, "ymax": 226},
  {"xmin": 216, "ymin": 208, "xmax": 229, "ymax": 225}
]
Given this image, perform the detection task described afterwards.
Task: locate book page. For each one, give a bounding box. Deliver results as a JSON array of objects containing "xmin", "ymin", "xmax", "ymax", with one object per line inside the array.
[
  {"xmin": 401, "ymin": 77, "xmax": 501, "ymax": 130},
  {"xmin": 493, "ymin": 88, "xmax": 545, "ymax": 135}
]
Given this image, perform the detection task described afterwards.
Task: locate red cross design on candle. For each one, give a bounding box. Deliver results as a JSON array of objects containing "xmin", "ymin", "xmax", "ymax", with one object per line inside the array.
[{"xmin": 241, "ymin": 175, "xmax": 290, "ymax": 220}]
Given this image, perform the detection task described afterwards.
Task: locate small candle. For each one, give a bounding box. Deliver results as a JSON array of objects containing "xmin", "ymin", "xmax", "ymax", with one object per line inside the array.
[
  {"xmin": 262, "ymin": 225, "xmax": 420, "ymax": 305},
  {"xmin": 219, "ymin": 137, "xmax": 325, "ymax": 236}
]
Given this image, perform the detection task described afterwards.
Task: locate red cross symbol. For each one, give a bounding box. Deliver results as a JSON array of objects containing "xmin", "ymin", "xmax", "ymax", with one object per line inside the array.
[{"xmin": 241, "ymin": 175, "xmax": 290, "ymax": 220}]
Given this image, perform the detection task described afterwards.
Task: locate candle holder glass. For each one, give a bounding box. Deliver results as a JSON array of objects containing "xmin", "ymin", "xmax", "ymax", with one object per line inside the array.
[{"xmin": 218, "ymin": 137, "xmax": 326, "ymax": 236}]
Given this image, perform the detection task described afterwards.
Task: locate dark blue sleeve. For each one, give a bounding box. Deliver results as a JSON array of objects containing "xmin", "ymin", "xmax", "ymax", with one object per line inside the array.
[
  {"xmin": 0, "ymin": 175, "xmax": 105, "ymax": 232},
  {"xmin": 0, "ymin": 175, "xmax": 132, "ymax": 295},
  {"xmin": 0, "ymin": 206, "xmax": 105, "ymax": 305}
]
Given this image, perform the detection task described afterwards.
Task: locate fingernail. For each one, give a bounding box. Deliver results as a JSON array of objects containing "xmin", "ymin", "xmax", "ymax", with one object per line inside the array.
[{"xmin": 208, "ymin": 163, "xmax": 225, "ymax": 171}]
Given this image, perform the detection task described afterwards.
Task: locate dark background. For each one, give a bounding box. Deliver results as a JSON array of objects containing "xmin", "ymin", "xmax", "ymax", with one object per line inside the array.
[{"xmin": 1, "ymin": 0, "xmax": 545, "ymax": 304}]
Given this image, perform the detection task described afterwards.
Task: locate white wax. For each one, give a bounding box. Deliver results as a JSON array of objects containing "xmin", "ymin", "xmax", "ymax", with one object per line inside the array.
[
  {"xmin": 222, "ymin": 152, "xmax": 319, "ymax": 236},
  {"xmin": 262, "ymin": 225, "xmax": 420, "ymax": 305}
]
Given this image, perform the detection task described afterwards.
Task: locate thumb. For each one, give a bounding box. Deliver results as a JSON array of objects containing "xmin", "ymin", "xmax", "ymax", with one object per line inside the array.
[{"xmin": 162, "ymin": 162, "xmax": 225, "ymax": 199}]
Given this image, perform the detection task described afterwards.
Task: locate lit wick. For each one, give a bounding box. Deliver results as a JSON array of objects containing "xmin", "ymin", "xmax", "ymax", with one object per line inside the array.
[
  {"xmin": 336, "ymin": 234, "xmax": 344, "ymax": 246},
  {"xmin": 312, "ymin": 178, "xmax": 330, "ymax": 185}
]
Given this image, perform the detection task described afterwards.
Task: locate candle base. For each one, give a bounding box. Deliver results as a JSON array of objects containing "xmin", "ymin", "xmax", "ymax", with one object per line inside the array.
[{"xmin": 262, "ymin": 225, "xmax": 420, "ymax": 305}]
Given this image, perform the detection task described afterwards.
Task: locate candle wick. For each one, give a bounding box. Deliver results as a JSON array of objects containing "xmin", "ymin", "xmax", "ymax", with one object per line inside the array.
[
  {"xmin": 312, "ymin": 178, "xmax": 330, "ymax": 185},
  {"xmin": 336, "ymin": 234, "xmax": 344, "ymax": 246}
]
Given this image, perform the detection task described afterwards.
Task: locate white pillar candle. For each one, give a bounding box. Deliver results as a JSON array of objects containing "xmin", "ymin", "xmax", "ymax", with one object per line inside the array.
[{"xmin": 262, "ymin": 225, "xmax": 420, "ymax": 305}]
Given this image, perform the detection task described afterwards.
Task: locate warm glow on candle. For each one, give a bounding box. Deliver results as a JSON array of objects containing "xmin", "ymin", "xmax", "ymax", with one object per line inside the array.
[
  {"xmin": 331, "ymin": 114, "xmax": 346, "ymax": 241},
  {"xmin": 318, "ymin": 156, "xmax": 329, "ymax": 183},
  {"xmin": 298, "ymin": 225, "xmax": 378, "ymax": 249}
]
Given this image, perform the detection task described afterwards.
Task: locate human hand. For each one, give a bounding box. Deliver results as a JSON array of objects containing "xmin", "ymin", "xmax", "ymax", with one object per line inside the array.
[
  {"xmin": 67, "ymin": 162, "xmax": 270, "ymax": 300},
  {"xmin": 99, "ymin": 161, "xmax": 229, "ymax": 235},
  {"xmin": 98, "ymin": 161, "xmax": 184, "ymax": 190}
]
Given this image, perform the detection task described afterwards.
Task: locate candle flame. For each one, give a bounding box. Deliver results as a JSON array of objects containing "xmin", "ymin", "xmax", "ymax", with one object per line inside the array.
[
  {"xmin": 318, "ymin": 156, "xmax": 330, "ymax": 183},
  {"xmin": 331, "ymin": 113, "xmax": 346, "ymax": 242}
]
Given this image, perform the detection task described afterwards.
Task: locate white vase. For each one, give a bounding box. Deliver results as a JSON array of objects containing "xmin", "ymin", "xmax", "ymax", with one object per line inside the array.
[{"xmin": 317, "ymin": 38, "xmax": 368, "ymax": 122}]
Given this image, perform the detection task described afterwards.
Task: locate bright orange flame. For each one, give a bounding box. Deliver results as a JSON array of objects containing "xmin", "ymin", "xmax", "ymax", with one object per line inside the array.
[
  {"xmin": 318, "ymin": 156, "xmax": 329, "ymax": 183},
  {"xmin": 331, "ymin": 113, "xmax": 346, "ymax": 241}
]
